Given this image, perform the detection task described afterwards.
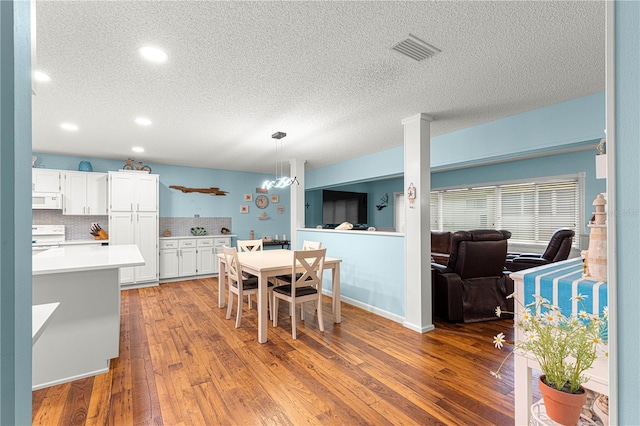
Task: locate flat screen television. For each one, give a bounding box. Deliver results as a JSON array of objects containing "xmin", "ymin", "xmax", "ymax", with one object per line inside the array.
[{"xmin": 322, "ymin": 190, "xmax": 367, "ymax": 226}]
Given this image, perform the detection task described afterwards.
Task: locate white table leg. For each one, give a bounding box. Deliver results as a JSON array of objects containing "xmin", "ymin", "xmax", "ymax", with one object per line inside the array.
[
  {"xmin": 258, "ymin": 271, "xmax": 269, "ymax": 343},
  {"xmin": 332, "ymin": 265, "xmax": 341, "ymax": 323},
  {"xmin": 218, "ymin": 257, "xmax": 226, "ymax": 308},
  {"xmin": 514, "ymin": 353, "xmax": 532, "ymax": 426}
]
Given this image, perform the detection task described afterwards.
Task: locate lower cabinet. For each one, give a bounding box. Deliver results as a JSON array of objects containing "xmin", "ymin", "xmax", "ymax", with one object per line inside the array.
[{"xmin": 160, "ymin": 236, "xmax": 229, "ymax": 280}]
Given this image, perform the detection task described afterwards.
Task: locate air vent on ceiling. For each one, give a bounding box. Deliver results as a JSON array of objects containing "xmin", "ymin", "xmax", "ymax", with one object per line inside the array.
[{"xmin": 390, "ymin": 34, "xmax": 441, "ymax": 61}]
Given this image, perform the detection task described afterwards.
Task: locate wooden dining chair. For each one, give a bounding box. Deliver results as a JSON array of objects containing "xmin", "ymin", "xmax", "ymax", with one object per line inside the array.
[
  {"xmin": 273, "ymin": 248, "xmax": 326, "ymax": 339},
  {"xmin": 237, "ymin": 239, "xmax": 263, "ymax": 252},
  {"xmin": 274, "ymin": 240, "xmax": 322, "ymax": 288},
  {"xmin": 222, "ymin": 246, "xmax": 273, "ymax": 328},
  {"xmin": 237, "ymin": 239, "xmax": 264, "ymax": 308}
]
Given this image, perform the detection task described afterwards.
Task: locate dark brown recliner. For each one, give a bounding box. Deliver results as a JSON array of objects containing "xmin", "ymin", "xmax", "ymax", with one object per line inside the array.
[
  {"xmin": 432, "ymin": 229, "xmax": 513, "ymax": 323},
  {"xmin": 505, "ymin": 228, "xmax": 575, "ymax": 272}
]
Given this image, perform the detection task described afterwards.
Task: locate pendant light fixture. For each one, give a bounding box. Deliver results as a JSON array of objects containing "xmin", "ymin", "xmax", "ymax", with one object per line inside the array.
[{"xmin": 262, "ymin": 131, "xmax": 298, "ymax": 189}]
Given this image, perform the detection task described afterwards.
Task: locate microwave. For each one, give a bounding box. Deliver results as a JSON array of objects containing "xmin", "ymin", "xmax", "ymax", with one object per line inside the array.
[{"xmin": 32, "ymin": 192, "xmax": 62, "ymax": 209}]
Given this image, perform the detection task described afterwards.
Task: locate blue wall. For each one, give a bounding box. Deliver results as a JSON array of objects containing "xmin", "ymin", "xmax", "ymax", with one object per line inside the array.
[
  {"xmin": 34, "ymin": 153, "xmax": 291, "ymax": 240},
  {"xmin": 615, "ymin": 1, "xmax": 640, "ymax": 422},
  {"xmin": 306, "ymin": 92, "xmax": 606, "ymax": 190},
  {"xmin": 297, "ymin": 230, "xmax": 406, "ymax": 318}
]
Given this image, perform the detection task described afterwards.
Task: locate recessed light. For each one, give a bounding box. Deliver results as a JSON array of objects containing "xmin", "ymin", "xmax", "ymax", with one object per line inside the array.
[
  {"xmin": 132, "ymin": 147, "xmax": 145, "ymax": 153},
  {"xmin": 34, "ymin": 71, "xmax": 51, "ymax": 82},
  {"xmin": 60, "ymin": 123, "xmax": 78, "ymax": 131},
  {"xmin": 139, "ymin": 46, "xmax": 168, "ymax": 63},
  {"xmin": 135, "ymin": 117, "xmax": 152, "ymax": 126}
]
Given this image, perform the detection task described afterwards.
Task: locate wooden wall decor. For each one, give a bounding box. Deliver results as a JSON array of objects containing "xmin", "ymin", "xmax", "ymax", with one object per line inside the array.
[{"xmin": 169, "ymin": 186, "xmax": 228, "ymax": 196}]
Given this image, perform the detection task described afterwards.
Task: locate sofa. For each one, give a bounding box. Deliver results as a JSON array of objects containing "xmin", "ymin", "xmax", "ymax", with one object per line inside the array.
[{"xmin": 431, "ymin": 231, "xmax": 452, "ymax": 265}]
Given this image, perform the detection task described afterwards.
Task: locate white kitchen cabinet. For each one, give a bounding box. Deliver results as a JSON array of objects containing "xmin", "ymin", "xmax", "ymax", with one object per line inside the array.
[
  {"xmin": 62, "ymin": 171, "xmax": 107, "ymax": 215},
  {"xmin": 109, "ymin": 172, "xmax": 158, "ymax": 212},
  {"xmin": 197, "ymin": 238, "xmax": 215, "ymax": 275},
  {"xmin": 178, "ymin": 240, "xmax": 197, "ymax": 276},
  {"xmin": 159, "ymin": 236, "xmax": 229, "ymax": 280},
  {"xmin": 159, "ymin": 240, "xmax": 179, "ymax": 279},
  {"xmin": 32, "ymin": 169, "xmax": 60, "ymax": 193},
  {"xmin": 108, "ymin": 172, "xmax": 159, "ymax": 287}
]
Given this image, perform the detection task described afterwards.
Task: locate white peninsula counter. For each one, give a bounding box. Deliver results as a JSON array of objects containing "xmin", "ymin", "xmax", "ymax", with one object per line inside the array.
[{"xmin": 32, "ymin": 244, "xmax": 144, "ymax": 390}]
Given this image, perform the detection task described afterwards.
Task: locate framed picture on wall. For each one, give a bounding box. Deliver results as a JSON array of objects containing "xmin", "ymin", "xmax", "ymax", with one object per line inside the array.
[
  {"xmin": 256, "ymin": 187, "xmax": 268, "ymax": 194},
  {"xmin": 271, "ymin": 194, "xmax": 279, "ymax": 203},
  {"xmin": 240, "ymin": 205, "xmax": 249, "ymax": 213},
  {"xmin": 244, "ymin": 194, "xmax": 252, "ymax": 202}
]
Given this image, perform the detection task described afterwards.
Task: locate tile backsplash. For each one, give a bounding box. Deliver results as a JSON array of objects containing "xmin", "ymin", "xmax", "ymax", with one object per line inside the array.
[
  {"xmin": 159, "ymin": 217, "xmax": 231, "ymax": 237},
  {"xmin": 33, "ymin": 211, "xmax": 231, "ymax": 239},
  {"xmin": 33, "ymin": 210, "xmax": 109, "ymax": 241}
]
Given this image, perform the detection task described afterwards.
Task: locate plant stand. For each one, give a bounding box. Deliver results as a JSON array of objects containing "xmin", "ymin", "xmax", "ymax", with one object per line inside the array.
[{"xmin": 530, "ymin": 400, "xmax": 598, "ymax": 426}]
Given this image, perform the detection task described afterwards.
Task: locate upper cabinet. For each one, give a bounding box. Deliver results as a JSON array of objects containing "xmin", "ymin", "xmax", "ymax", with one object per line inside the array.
[
  {"xmin": 109, "ymin": 172, "xmax": 158, "ymax": 212},
  {"xmin": 62, "ymin": 171, "xmax": 108, "ymax": 215},
  {"xmin": 32, "ymin": 169, "xmax": 61, "ymax": 193}
]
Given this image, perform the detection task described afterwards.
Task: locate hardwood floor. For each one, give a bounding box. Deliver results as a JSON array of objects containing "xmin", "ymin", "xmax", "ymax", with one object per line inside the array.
[{"xmin": 32, "ymin": 277, "xmax": 527, "ymax": 425}]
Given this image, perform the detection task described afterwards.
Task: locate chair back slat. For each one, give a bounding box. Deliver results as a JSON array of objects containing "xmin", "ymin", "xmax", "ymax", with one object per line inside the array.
[
  {"xmin": 223, "ymin": 246, "xmax": 242, "ymax": 285},
  {"xmin": 291, "ymin": 248, "xmax": 326, "ymax": 297},
  {"xmin": 302, "ymin": 240, "xmax": 322, "ymax": 250},
  {"xmin": 237, "ymin": 239, "xmax": 264, "ymax": 252}
]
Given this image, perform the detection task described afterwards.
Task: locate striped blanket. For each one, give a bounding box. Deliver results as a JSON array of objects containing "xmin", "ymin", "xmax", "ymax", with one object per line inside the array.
[{"xmin": 522, "ymin": 257, "xmax": 608, "ymax": 317}]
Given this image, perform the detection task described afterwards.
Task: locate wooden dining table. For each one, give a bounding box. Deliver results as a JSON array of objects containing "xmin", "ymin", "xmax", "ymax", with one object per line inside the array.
[{"xmin": 217, "ymin": 249, "xmax": 342, "ymax": 343}]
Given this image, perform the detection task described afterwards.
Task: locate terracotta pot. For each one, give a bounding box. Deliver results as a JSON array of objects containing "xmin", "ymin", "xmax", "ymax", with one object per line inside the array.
[{"xmin": 538, "ymin": 375, "xmax": 587, "ymax": 425}]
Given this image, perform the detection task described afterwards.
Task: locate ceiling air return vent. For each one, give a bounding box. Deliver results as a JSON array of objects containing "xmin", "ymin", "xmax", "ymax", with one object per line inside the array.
[{"xmin": 390, "ymin": 34, "xmax": 441, "ymax": 61}]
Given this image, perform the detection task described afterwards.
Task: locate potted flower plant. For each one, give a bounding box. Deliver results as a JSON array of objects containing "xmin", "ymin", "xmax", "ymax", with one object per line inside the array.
[{"xmin": 491, "ymin": 293, "xmax": 608, "ymax": 425}]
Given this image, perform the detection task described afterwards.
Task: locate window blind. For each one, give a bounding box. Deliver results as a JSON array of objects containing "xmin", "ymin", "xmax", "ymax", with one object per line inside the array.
[{"xmin": 431, "ymin": 177, "xmax": 580, "ymax": 247}]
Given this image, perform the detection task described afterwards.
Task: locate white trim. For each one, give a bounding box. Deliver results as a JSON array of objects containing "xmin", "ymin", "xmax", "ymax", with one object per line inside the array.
[{"xmin": 322, "ymin": 289, "xmax": 405, "ymax": 324}]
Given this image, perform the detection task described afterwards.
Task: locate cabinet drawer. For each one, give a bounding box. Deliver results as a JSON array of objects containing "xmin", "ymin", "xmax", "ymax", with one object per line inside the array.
[
  {"xmin": 160, "ymin": 240, "xmax": 178, "ymax": 249},
  {"xmin": 214, "ymin": 237, "xmax": 231, "ymax": 247},
  {"xmin": 179, "ymin": 239, "xmax": 196, "ymax": 248},
  {"xmin": 197, "ymin": 238, "xmax": 214, "ymax": 247}
]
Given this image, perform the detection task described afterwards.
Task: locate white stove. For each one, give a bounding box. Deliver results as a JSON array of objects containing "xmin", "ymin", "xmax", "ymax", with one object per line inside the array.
[{"xmin": 32, "ymin": 225, "xmax": 65, "ymax": 251}]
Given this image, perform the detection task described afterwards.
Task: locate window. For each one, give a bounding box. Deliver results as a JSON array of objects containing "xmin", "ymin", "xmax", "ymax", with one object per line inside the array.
[{"xmin": 430, "ymin": 175, "xmax": 583, "ymax": 247}]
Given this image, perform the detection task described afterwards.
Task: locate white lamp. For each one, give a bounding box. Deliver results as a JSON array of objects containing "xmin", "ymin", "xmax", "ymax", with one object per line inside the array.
[{"xmin": 262, "ymin": 132, "xmax": 298, "ymax": 189}]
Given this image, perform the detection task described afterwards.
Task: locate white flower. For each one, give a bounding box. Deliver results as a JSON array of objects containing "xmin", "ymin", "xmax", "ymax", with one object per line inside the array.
[
  {"xmin": 533, "ymin": 295, "xmax": 550, "ymax": 305},
  {"xmin": 542, "ymin": 311, "xmax": 557, "ymax": 325},
  {"xmin": 525, "ymin": 331, "xmax": 538, "ymax": 342},
  {"xmin": 506, "ymin": 292, "xmax": 515, "ymax": 299},
  {"xmin": 495, "ymin": 306, "xmax": 502, "ymax": 317},
  {"xmin": 520, "ymin": 308, "xmax": 532, "ymax": 321},
  {"xmin": 490, "ymin": 371, "xmax": 501, "ymax": 379},
  {"xmin": 603, "ymin": 306, "xmax": 609, "ymax": 319},
  {"xmin": 579, "ymin": 310, "xmax": 590, "ymax": 319},
  {"xmin": 592, "ymin": 337, "xmax": 603, "ymax": 345},
  {"xmin": 493, "ymin": 332, "xmax": 506, "ymax": 349},
  {"xmin": 571, "ymin": 294, "xmax": 588, "ymax": 302}
]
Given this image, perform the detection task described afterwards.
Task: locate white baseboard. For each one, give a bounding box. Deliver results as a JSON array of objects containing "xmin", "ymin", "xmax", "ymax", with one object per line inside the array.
[{"xmin": 322, "ymin": 289, "xmax": 405, "ymax": 324}]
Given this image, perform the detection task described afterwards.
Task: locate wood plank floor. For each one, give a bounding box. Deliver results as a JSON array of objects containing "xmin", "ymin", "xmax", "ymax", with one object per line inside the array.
[{"xmin": 32, "ymin": 277, "xmax": 531, "ymax": 425}]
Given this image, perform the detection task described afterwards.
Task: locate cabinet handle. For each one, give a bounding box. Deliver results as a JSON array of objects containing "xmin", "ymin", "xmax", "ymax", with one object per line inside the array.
[{"xmin": 131, "ymin": 203, "xmax": 133, "ymax": 212}]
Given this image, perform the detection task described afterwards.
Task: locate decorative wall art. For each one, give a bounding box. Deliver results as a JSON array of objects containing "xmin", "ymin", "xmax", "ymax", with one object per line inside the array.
[
  {"xmin": 244, "ymin": 194, "xmax": 253, "ymax": 201},
  {"xmin": 277, "ymin": 205, "xmax": 285, "ymax": 214},
  {"xmin": 169, "ymin": 186, "xmax": 229, "ymax": 196},
  {"xmin": 271, "ymin": 194, "xmax": 279, "ymax": 203},
  {"xmin": 376, "ymin": 193, "xmax": 389, "ymax": 211},
  {"xmin": 256, "ymin": 187, "xmax": 268, "ymax": 194},
  {"xmin": 240, "ymin": 205, "xmax": 249, "ymax": 213},
  {"xmin": 407, "ymin": 183, "xmax": 416, "ymax": 208}
]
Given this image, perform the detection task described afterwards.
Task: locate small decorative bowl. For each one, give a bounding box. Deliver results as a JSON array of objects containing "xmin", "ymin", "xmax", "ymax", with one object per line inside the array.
[{"xmin": 190, "ymin": 227, "xmax": 207, "ymax": 236}]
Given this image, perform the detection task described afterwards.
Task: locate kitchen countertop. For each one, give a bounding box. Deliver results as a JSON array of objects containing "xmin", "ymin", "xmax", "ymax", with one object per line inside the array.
[
  {"xmin": 160, "ymin": 234, "xmax": 235, "ymax": 240},
  {"xmin": 60, "ymin": 239, "xmax": 109, "ymax": 245},
  {"xmin": 33, "ymin": 244, "xmax": 144, "ymax": 275}
]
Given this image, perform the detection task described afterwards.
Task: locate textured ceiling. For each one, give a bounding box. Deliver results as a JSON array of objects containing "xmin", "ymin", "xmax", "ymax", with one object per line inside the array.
[{"xmin": 32, "ymin": 1, "xmax": 605, "ymax": 174}]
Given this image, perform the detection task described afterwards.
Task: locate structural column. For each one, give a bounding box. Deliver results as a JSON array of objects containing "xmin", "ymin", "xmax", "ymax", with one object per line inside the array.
[
  {"xmin": 0, "ymin": 0, "xmax": 34, "ymax": 423},
  {"xmin": 289, "ymin": 159, "xmax": 306, "ymax": 249},
  {"xmin": 402, "ymin": 113, "xmax": 434, "ymax": 333}
]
